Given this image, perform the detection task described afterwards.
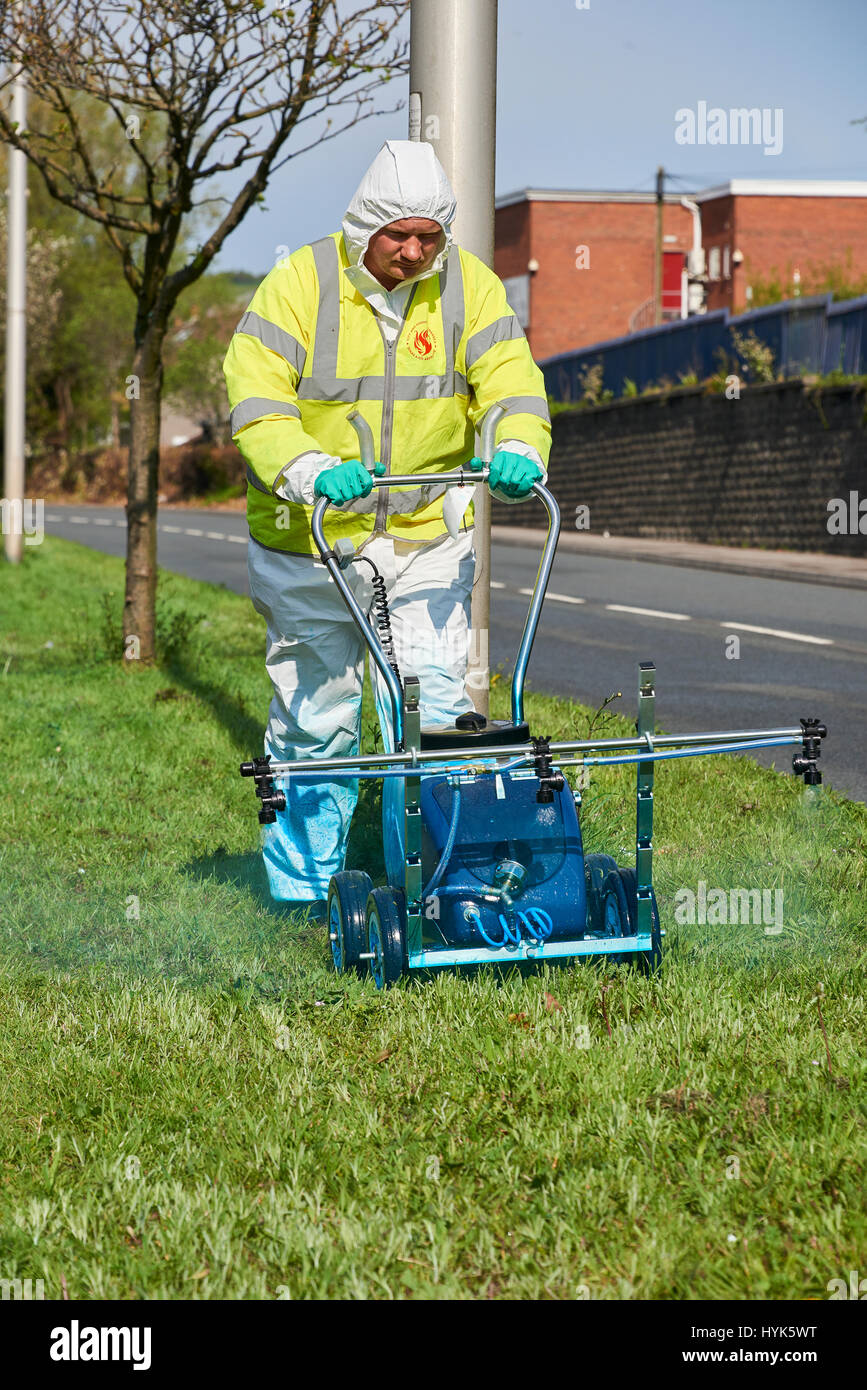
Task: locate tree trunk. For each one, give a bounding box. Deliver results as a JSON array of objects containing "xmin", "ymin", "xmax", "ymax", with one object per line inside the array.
[
  {"xmin": 55, "ymin": 375, "xmax": 73, "ymax": 480},
  {"xmin": 123, "ymin": 321, "xmax": 166, "ymax": 664}
]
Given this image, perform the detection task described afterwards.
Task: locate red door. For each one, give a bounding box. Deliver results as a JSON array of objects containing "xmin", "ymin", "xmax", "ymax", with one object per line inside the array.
[{"xmin": 662, "ymin": 250, "xmax": 685, "ymax": 318}]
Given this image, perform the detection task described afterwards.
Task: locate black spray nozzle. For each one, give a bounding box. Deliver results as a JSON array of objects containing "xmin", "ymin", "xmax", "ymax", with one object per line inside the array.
[
  {"xmin": 239, "ymin": 754, "xmax": 287, "ymax": 824},
  {"xmin": 792, "ymin": 717, "xmax": 827, "ymax": 786},
  {"xmin": 532, "ymin": 735, "xmax": 565, "ymax": 804}
]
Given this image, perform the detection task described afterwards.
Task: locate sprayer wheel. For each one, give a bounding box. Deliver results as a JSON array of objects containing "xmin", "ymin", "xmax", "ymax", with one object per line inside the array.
[
  {"xmin": 365, "ymin": 887, "xmax": 408, "ymax": 990},
  {"xmin": 327, "ymin": 871, "xmax": 372, "ymax": 975}
]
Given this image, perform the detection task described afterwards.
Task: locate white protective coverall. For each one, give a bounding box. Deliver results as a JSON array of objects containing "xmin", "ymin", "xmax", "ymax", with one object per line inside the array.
[{"xmin": 247, "ymin": 140, "xmax": 545, "ymax": 902}]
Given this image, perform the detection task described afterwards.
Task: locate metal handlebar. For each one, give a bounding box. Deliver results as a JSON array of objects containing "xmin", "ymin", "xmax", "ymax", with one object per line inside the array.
[{"xmin": 309, "ymin": 403, "xmax": 561, "ymax": 744}]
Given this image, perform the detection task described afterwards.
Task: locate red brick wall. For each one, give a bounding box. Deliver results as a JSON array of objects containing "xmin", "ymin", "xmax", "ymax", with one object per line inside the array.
[
  {"xmin": 496, "ymin": 192, "xmax": 867, "ymax": 360},
  {"xmin": 734, "ymin": 195, "xmax": 867, "ymax": 310},
  {"xmin": 493, "ymin": 200, "xmax": 530, "ymax": 279},
  {"xmin": 495, "ymin": 200, "xmax": 693, "ymax": 360}
]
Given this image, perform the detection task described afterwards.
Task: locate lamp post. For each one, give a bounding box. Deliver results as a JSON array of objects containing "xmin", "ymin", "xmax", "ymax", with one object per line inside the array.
[
  {"xmin": 409, "ymin": 0, "xmax": 498, "ymax": 716},
  {"xmin": 3, "ymin": 51, "xmax": 28, "ymax": 565}
]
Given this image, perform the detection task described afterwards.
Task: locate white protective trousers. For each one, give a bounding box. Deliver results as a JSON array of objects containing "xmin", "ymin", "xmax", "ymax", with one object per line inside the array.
[{"xmin": 247, "ymin": 527, "xmax": 478, "ymax": 900}]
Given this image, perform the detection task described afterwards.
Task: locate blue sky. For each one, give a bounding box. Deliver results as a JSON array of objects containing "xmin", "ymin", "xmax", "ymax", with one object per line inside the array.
[{"xmin": 216, "ymin": 0, "xmax": 867, "ymax": 275}]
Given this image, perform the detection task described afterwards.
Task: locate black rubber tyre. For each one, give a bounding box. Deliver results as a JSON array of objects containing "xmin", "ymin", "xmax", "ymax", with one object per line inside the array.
[
  {"xmin": 327, "ymin": 871, "xmax": 372, "ymax": 975},
  {"xmin": 365, "ymin": 886, "xmax": 408, "ymax": 990},
  {"xmin": 600, "ymin": 866, "xmax": 662, "ymax": 973},
  {"xmin": 584, "ymin": 853, "xmax": 620, "ymax": 934}
]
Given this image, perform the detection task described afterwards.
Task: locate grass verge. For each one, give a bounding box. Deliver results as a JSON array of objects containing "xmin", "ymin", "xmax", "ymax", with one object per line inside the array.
[{"xmin": 1, "ymin": 537, "xmax": 865, "ymax": 1300}]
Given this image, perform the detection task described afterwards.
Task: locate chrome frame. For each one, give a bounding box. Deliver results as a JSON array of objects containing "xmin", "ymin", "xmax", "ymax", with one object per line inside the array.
[{"xmin": 309, "ymin": 401, "xmax": 561, "ymax": 744}]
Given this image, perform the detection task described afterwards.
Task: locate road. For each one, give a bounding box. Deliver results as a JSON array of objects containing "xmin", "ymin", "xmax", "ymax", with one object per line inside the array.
[{"xmin": 43, "ymin": 503, "xmax": 867, "ymax": 802}]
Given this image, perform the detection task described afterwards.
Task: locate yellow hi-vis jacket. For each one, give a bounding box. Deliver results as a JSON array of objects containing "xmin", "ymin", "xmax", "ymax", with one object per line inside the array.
[{"xmin": 222, "ymin": 230, "xmax": 552, "ymax": 555}]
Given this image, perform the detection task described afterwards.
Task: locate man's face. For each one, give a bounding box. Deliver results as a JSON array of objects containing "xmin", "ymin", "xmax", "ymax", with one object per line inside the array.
[{"xmin": 363, "ymin": 217, "xmax": 445, "ymax": 290}]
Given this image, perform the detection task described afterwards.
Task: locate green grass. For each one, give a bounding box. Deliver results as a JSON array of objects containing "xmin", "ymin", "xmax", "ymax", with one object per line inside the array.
[{"xmin": 1, "ymin": 538, "xmax": 865, "ymax": 1300}]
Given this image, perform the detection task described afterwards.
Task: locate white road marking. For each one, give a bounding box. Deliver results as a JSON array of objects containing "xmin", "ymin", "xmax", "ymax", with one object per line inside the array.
[
  {"xmin": 49, "ymin": 512, "xmax": 251, "ymax": 546},
  {"xmin": 517, "ymin": 586, "xmax": 586, "ymax": 605},
  {"xmin": 35, "ymin": 520, "xmax": 854, "ymax": 663},
  {"xmin": 606, "ymin": 603, "xmax": 691, "ymax": 621},
  {"xmin": 721, "ymin": 621, "xmax": 833, "ymax": 646}
]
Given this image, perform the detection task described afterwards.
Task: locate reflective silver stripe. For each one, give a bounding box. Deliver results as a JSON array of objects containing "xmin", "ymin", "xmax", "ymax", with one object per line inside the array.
[
  {"xmin": 231, "ymin": 397, "xmax": 301, "ymax": 433},
  {"xmin": 465, "ymin": 314, "xmax": 524, "ymax": 369},
  {"xmin": 439, "ymin": 247, "xmax": 465, "ymax": 395},
  {"xmin": 339, "ymin": 491, "xmax": 379, "ymax": 515},
  {"xmin": 235, "ymin": 311, "xmax": 306, "ymax": 375},
  {"xmin": 497, "ymin": 395, "xmax": 552, "ymax": 424},
  {"xmin": 385, "ymin": 481, "xmax": 448, "ymax": 516},
  {"xmin": 310, "ymin": 236, "xmax": 341, "ymax": 381},
  {"xmin": 296, "ymin": 373, "xmax": 467, "ymax": 403},
  {"xmin": 296, "ymin": 374, "xmax": 375, "ymax": 402},
  {"xmin": 246, "ymin": 464, "xmax": 271, "ymax": 495}
]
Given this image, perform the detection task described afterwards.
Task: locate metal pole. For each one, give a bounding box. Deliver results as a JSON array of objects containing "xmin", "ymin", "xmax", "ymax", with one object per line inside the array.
[
  {"xmin": 634, "ymin": 662, "xmax": 656, "ymax": 936},
  {"xmin": 261, "ymin": 729, "xmax": 805, "ymax": 776},
  {"xmin": 409, "ymin": 0, "xmax": 498, "ymax": 717},
  {"xmin": 3, "ymin": 57, "xmax": 28, "ymax": 565},
  {"xmin": 653, "ymin": 165, "xmax": 664, "ymax": 327}
]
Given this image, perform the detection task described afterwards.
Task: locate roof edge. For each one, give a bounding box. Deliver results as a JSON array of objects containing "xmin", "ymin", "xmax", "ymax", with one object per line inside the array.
[{"xmin": 495, "ymin": 180, "xmax": 867, "ymax": 209}]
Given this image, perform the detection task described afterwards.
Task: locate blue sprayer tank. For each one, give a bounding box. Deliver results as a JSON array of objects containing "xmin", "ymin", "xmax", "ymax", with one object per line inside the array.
[{"xmin": 385, "ymin": 770, "xmax": 587, "ymax": 947}]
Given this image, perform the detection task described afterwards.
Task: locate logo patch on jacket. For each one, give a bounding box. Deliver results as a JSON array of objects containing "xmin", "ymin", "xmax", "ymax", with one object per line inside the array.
[{"xmin": 407, "ymin": 325, "xmax": 436, "ymax": 359}]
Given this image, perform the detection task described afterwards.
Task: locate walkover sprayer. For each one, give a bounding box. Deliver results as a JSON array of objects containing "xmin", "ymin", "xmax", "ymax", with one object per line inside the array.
[{"xmin": 241, "ymin": 403, "xmax": 827, "ymax": 988}]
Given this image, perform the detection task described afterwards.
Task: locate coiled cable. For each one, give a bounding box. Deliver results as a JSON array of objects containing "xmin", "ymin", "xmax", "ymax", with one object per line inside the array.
[{"xmin": 353, "ymin": 555, "xmax": 402, "ymax": 686}]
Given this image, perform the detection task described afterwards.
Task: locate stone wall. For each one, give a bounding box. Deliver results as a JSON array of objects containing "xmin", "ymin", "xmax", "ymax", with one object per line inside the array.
[{"xmin": 492, "ymin": 380, "xmax": 867, "ymax": 554}]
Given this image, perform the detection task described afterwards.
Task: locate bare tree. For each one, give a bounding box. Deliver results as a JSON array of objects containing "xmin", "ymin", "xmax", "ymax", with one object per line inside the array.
[{"xmin": 0, "ymin": 0, "xmax": 409, "ymax": 660}]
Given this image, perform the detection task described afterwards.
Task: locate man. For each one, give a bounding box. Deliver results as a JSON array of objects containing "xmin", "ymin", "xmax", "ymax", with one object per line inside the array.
[{"xmin": 223, "ymin": 139, "xmax": 551, "ymax": 916}]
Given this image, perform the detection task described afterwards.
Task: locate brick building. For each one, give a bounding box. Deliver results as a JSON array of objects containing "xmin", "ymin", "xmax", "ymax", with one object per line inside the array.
[
  {"xmin": 495, "ymin": 180, "xmax": 867, "ymax": 360},
  {"xmin": 696, "ymin": 180, "xmax": 867, "ymax": 315}
]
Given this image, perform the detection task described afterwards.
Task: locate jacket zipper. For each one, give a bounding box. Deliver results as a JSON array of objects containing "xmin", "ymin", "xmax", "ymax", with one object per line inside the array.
[{"xmin": 374, "ymin": 286, "xmax": 418, "ymax": 535}]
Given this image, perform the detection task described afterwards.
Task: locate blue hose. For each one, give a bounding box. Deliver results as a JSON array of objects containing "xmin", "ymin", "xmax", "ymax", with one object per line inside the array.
[
  {"xmin": 465, "ymin": 904, "xmax": 554, "ymax": 950},
  {"xmin": 467, "ymin": 906, "xmax": 513, "ymax": 949},
  {"xmin": 422, "ymin": 779, "xmax": 461, "ymax": 901},
  {"xmin": 519, "ymin": 908, "xmax": 554, "ymax": 943}
]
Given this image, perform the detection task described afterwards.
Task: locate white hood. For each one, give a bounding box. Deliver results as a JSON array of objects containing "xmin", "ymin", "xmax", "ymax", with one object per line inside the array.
[{"xmin": 341, "ymin": 139, "xmax": 457, "ymax": 279}]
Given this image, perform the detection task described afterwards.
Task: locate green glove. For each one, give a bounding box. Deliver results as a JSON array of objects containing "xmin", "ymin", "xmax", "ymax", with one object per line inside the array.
[
  {"xmin": 314, "ymin": 458, "xmax": 385, "ymax": 504},
  {"xmin": 468, "ymin": 449, "xmax": 542, "ymax": 499}
]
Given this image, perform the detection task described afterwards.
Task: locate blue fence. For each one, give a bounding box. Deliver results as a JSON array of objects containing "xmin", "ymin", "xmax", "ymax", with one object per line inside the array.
[{"xmin": 542, "ymin": 293, "xmax": 867, "ymax": 401}]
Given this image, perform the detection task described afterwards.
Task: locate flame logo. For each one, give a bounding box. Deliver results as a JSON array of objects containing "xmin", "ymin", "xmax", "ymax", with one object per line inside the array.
[{"xmin": 409, "ymin": 326, "xmax": 436, "ymax": 358}]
